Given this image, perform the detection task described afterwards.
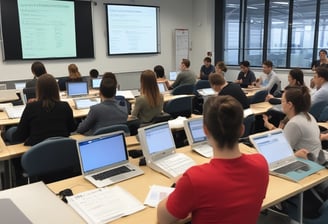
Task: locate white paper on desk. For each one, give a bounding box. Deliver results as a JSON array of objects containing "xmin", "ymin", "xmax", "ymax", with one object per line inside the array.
[
  {"xmin": 168, "ymin": 116, "xmax": 187, "ymax": 129},
  {"xmin": 67, "ymin": 186, "xmax": 145, "ymax": 224},
  {"xmin": 144, "ymin": 185, "xmax": 175, "ymax": 207}
]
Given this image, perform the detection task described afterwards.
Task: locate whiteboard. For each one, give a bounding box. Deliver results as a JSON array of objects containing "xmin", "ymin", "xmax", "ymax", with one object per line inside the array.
[{"xmin": 175, "ymin": 29, "xmax": 189, "ymax": 71}]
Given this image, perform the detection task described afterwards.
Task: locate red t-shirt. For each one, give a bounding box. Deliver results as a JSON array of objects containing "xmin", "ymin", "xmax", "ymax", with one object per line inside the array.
[{"xmin": 166, "ymin": 153, "xmax": 269, "ymax": 224}]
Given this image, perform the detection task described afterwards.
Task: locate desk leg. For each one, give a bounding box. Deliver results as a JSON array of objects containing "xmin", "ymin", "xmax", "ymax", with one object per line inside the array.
[{"xmin": 298, "ymin": 192, "xmax": 303, "ymax": 224}]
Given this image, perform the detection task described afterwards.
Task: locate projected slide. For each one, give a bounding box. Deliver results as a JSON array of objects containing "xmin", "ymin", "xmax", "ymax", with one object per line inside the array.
[
  {"xmin": 106, "ymin": 5, "xmax": 159, "ymax": 55},
  {"xmin": 17, "ymin": 0, "xmax": 76, "ymax": 59}
]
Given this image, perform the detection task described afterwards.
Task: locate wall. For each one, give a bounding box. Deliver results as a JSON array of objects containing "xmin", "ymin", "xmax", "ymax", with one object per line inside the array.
[{"xmin": 0, "ymin": 0, "xmax": 214, "ymax": 90}]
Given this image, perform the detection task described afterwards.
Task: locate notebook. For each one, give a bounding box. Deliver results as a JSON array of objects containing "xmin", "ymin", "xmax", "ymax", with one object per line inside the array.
[
  {"xmin": 183, "ymin": 117, "xmax": 213, "ymax": 158},
  {"xmin": 138, "ymin": 122, "xmax": 196, "ymax": 178},
  {"xmin": 169, "ymin": 71, "xmax": 177, "ymax": 81},
  {"xmin": 249, "ymin": 129, "xmax": 324, "ymax": 181},
  {"xmin": 73, "ymin": 97, "xmax": 100, "ymax": 110},
  {"xmin": 91, "ymin": 78, "xmax": 102, "ymax": 89},
  {"xmin": 66, "ymin": 82, "xmax": 89, "ymax": 97},
  {"xmin": 77, "ymin": 131, "xmax": 144, "ymax": 188}
]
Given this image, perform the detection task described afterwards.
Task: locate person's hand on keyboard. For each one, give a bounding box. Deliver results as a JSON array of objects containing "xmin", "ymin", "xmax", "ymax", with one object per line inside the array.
[{"xmin": 294, "ymin": 148, "xmax": 309, "ymax": 160}]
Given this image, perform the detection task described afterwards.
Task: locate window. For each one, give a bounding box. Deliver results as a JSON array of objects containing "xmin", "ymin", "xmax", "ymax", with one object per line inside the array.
[{"xmin": 222, "ymin": 0, "xmax": 328, "ymax": 68}]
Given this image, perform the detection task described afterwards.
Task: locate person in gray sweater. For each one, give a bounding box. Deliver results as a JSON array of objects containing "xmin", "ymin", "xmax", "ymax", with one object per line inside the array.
[
  {"xmin": 76, "ymin": 73, "xmax": 128, "ymax": 135},
  {"xmin": 169, "ymin": 58, "xmax": 196, "ymax": 89}
]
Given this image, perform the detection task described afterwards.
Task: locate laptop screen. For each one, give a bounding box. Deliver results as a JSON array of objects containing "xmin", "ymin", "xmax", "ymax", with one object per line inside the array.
[
  {"xmin": 251, "ymin": 130, "xmax": 294, "ymax": 164},
  {"xmin": 188, "ymin": 118, "xmax": 207, "ymax": 143},
  {"xmin": 66, "ymin": 82, "xmax": 88, "ymax": 97},
  {"xmin": 78, "ymin": 133, "xmax": 128, "ymax": 173},
  {"xmin": 169, "ymin": 72, "xmax": 177, "ymax": 81},
  {"xmin": 157, "ymin": 82, "xmax": 167, "ymax": 93},
  {"xmin": 91, "ymin": 78, "xmax": 102, "ymax": 89},
  {"xmin": 144, "ymin": 123, "xmax": 175, "ymax": 154},
  {"xmin": 14, "ymin": 82, "xmax": 26, "ymax": 90}
]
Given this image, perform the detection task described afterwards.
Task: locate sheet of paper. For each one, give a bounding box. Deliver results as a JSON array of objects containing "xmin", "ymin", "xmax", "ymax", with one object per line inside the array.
[{"xmin": 144, "ymin": 185, "xmax": 175, "ymax": 207}]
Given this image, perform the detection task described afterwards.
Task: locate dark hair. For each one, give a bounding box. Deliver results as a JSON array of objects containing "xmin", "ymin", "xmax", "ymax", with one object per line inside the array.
[
  {"xmin": 154, "ymin": 65, "xmax": 165, "ymax": 78},
  {"xmin": 215, "ymin": 61, "xmax": 227, "ymax": 72},
  {"xmin": 208, "ymin": 73, "xmax": 225, "ymax": 86},
  {"xmin": 284, "ymin": 86, "xmax": 311, "ymax": 121},
  {"xmin": 89, "ymin": 69, "xmax": 99, "ymax": 78},
  {"xmin": 319, "ymin": 49, "xmax": 327, "ymax": 55},
  {"xmin": 140, "ymin": 70, "xmax": 162, "ymax": 107},
  {"xmin": 36, "ymin": 74, "xmax": 60, "ymax": 111},
  {"xmin": 31, "ymin": 61, "xmax": 47, "ymax": 77},
  {"xmin": 203, "ymin": 95, "xmax": 243, "ymax": 149},
  {"xmin": 315, "ymin": 66, "xmax": 328, "ymax": 81},
  {"xmin": 239, "ymin": 60, "xmax": 250, "ymax": 67},
  {"xmin": 100, "ymin": 72, "xmax": 117, "ymax": 98},
  {"xmin": 289, "ymin": 68, "xmax": 304, "ymax": 86},
  {"xmin": 182, "ymin": 58, "xmax": 190, "ymax": 68},
  {"xmin": 204, "ymin": 57, "xmax": 211, "ymax": 63},
  {"xmin": 263, "ymin": 60, "xmax": 273, "ymax": 68}
]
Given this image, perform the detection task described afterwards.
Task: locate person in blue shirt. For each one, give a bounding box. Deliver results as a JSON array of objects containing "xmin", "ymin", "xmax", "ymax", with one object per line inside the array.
[
  {"xmin": 235, "ymin": 60, "xmax": 256, "ymax": 88},
  {"xmin": 199, "ymin": 57, "xmax": 215, "ymax": 80}
]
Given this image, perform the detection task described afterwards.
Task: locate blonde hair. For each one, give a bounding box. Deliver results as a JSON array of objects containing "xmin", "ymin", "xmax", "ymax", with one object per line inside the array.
[{"xmin": 68, "ymin": 64, "xmax": 82, "ymax": 80}]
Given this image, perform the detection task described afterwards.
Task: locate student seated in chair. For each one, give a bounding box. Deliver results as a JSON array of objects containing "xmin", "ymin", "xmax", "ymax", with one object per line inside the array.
[
  {"xmin": 11, "ymin": 74, "xmax": 76, "ymax": 146},
  {"xmin": 169, "ymin": 58, "xmax": 196, "ymax": 90},
  {"xmin": 26, "ymin": 61, "xmax": 47, "ymax": 88},
  {"xmin": 157, "ymin": 95, "xmax": 269, "ymax": 224},
  {"xmin": 76, "ymin": 72, "xmax": 128, "ymax": 135},
  {"xmin": 209, "ymin": 73, "xmax": 250, "ymax": 109}
]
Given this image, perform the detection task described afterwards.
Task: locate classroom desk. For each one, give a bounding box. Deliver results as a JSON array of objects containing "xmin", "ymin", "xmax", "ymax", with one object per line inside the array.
[
  {"xmin": 47, "ymin": 144, "xmax": 328, "ymax": 224},
  {"xmin": 242, "ymin": 87, "xmax": 260, "ymax": 98},
  {"xmin": 250, "ymin": 101, "xmax": 273, "ymax": 115},
  {"xmin": 318, "ymin": 122, "xmax": 328, "ymax": 130}
]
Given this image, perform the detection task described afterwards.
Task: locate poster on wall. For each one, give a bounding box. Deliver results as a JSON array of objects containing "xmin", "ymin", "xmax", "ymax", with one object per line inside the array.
[{"xmin": 175, "ymin": 29, "xmax": 189, "ymax": 71}]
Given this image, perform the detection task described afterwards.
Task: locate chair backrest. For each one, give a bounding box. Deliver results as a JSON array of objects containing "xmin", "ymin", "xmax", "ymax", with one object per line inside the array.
[
  {"xmin": 250, "ymin": 90, "xmax": 268, "ymax": 104},
  {"xmin": 21, "ymin": 137, "xmax": 81, "ymax": 183},
  {"xmin": 319, "ymin": 105, "xmax": 328, "ymax": 122},
  {"xmin": 241, "ymin": 114, "xmax": 255, "ymax": 138},
  {"xmin": 151, "ymin": 112, "xmax": 172, "ymax": 123},
  {"xmin": 93, "ymin": 124, "xmax": 130, "ymax": 136},
  {"xmin": 164, "ymin": 96, "xmax": 193, "ymax": 118},
  {"xmin": 23, "ymin": 87, "xmax": 36, "ymax": 101},
  {"xmin": 115, "ymin": 95, "xmax": 131, "ymax": 114},
  {"xmin": 310, "ymin": 101, "xmax": 328, "ymax": 121},
  {"xmin": 171, "ymin": 84, "xmax": 195, "ymax": 95}
]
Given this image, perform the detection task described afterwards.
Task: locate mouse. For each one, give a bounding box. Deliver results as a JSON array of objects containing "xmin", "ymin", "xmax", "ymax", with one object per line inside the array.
[{"xmin": 58, "ymin": 188, "xmax": 73, "ymax": 203}]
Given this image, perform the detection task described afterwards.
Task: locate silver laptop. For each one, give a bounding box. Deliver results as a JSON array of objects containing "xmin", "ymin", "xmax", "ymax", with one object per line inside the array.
[
  {"xmin": 169, "ymin": 71, "xmax": 177, "ymax": 81},
  {"xmin": 66, "ymin": 81, "xmax": 89, "ymax": 97},
  {"xmin": 91, "ymin": 78, "xmax": 102, "ymax": 89},
  {"xmin": 73, "ymin": 97, "xmax": 100, "ymax": 110},
  {"xmin": 14, "ymin": 82, "xmax": 26, "ymax": 90},
  {"xmin": 249, "ymin": 129, "xmax": 309, "ymax": 175},
  {"xmin": 138, "ymin": 122, "xmax": 195, "ymax": 178},
  {"xmin": 197, "ymin": 88, "xmax": 216, "ymax": 96},
  {"xmin": 4, "ymin": 105, "xmax": 25, "ymax": 119},
  {"xmin": 157, "ymin": 82, "xmax": 170, "ymax": 94},
  {"xmin": 77, "ymin": 131, "xmax": 144, "ymax": 188},
  {"xmin": 184, "ymin": 117, "xmax": 213, "ymax": 158}
]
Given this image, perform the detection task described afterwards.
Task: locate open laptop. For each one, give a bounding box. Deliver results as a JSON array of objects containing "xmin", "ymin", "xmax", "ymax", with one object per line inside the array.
[
  {"xmin": 157, "ymin": 82, "xmax": 170, "ymax": 94},
  {"xmin": 73, "ymin": 97, "xmax": 100, "ymax": 110},
  {"xmin": 66, "ymin": 81, "xmax": 89, "ymax": 98},
  {"xmin": 169, "ymin": 71, "xmax": 177, "ymax": 81},
  {"xmin": 91, "ymin": 78, "xmax": 102, "ymax": 89},
  {"xmin": 184, "ymin": 117, "xmax": 213, "ymax": 158},
  {"xmin": 138, "ymin": 122, "xmax": 195, "ymax": 178},
  {"xmin": 249, "ymin": 129, "xmax": 311, "ymax": 176},
  {"xmin": 14, "ymin": 82, "xmax": 26, "ymax": 90},
  {"xmin": 77, "ymin": 131, "xmax": 144, "ymax": 188},
  {"xmin": 197, "ymin": 88, "xmax": 216, "ymax": 96}
]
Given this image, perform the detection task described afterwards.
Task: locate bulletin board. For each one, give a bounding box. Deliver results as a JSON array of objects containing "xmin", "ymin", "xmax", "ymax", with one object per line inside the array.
[{"xmin": 175, "ymin": 29, "xmax": 189, "ymax": 71}]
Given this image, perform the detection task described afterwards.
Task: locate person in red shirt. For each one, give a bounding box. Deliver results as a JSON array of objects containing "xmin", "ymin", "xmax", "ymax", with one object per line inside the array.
[{"xmin": 157, "ymin": 95, "xmax": 269, "ymax": 224}]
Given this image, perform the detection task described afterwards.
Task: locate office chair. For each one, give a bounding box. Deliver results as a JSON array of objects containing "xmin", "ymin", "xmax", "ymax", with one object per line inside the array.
[
  {"xmin": 164, "ymin": 96, "xmax": 193, "ymax": 119},
  {"xmin": 241, "ymin": 114, "xmax": 255, "ymax": 138},
  {"xmin": 23, "ymin": 87, "xmax": 36, "ymax": 101},
  {"xmin": 318, "ymin": 105, "xmax": 328, "ymax": 122},
  {"xmin": 171, "ymin": 84, "xmax": 195, "ymax": 95},
  {"xmin": 21, "ymin": 137, "xmax": 81, "ymax": 184},
  {"xmin": 193, "ymin": 80, "xmax": 211, "ymax": 114},
  {"xmin": 115, "ymin": 95, "xmax": 131, "ymax": 115},
  {"xmin": 249, "ymin": 90, "xmax": 268, "ymax": 104},
  {"xmin": 93, "ymin": 124, "xmax": 130, "ymax": 136},
  {"xmin": 310, "ymin": 101, "xmax": 328, "ymax": 121},
  {"xmin": 57, "ymin": 77, "xmax": 69, "ymax": 91}
]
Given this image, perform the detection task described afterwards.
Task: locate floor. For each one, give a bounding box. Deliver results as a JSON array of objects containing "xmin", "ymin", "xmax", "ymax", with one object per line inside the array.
[{"xmin": 257, "ymin": 209, "xmax": 298, "ymax": 224}]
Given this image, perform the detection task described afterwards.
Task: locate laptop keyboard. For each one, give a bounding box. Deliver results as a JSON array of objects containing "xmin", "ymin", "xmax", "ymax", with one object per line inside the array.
[
  {"xmin": 193, "ymin": 144, "xmax": 213, "ymax": 158},
  {"xmin": 92, "ymin": 166, "xmax": 131, "ymax": 180},
  {"xmin": 5, "ymin": 105, "xmax": 25, "ymax": 118},
  {"xmin": 156, "ymin": 153, "xmax": 195, "ymax": 177},
  {"xmin": 274, "ymin": 161, "xmax": 308, "ymax": 174}
]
